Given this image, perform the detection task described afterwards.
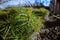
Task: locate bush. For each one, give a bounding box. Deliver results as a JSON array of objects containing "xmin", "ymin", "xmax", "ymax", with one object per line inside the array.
[{"xmin": 0, "ymin": 7, "xmax": 47, "ymax": 40}]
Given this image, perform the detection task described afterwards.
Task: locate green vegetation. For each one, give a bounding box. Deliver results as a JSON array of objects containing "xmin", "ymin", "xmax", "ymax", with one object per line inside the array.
[{"xmin": 0, "ymin": 7, "xmax": 49, "ymax": 40}]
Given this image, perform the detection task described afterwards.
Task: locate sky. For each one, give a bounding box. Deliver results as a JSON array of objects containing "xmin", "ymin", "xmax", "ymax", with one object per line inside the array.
[
  {"xmin": 37, "ymin": 0, "xmax": 50, "ymax": 6},
  {"xmin": 0, "ymin": 0, "xmax": 50, "ymax": 8}
]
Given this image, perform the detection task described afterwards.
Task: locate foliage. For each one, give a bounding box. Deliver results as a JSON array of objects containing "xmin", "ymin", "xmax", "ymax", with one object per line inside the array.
[
  {"xmin": 0, "ymin": 7, "xmax": 49, "ymax": 40},
  {"xmin": 33, "ymin": 8, "xmax": 50, "ymax": 16}
]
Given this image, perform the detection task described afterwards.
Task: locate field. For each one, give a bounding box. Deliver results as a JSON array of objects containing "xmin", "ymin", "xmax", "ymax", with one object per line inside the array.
[{"xmin": 0, "ymin": 7, "xmax": 49, "ymax": 40}]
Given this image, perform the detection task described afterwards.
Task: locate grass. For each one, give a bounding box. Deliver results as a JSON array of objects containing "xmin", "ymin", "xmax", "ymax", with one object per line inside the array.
[{"xmin": 0, "ymin": 7, "xmax": 49, "ymax": 40}]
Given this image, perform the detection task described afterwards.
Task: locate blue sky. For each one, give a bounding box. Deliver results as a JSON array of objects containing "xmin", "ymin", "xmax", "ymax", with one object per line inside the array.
[{"xmin": 0, "ymin": 0, "xmax": 50, "ymax": 8}]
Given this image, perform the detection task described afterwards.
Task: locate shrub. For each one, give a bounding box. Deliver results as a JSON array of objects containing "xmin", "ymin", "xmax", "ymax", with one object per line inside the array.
[{"xmin": 0, "ymin": 7, "xmax": 45, "ymax": 40}]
